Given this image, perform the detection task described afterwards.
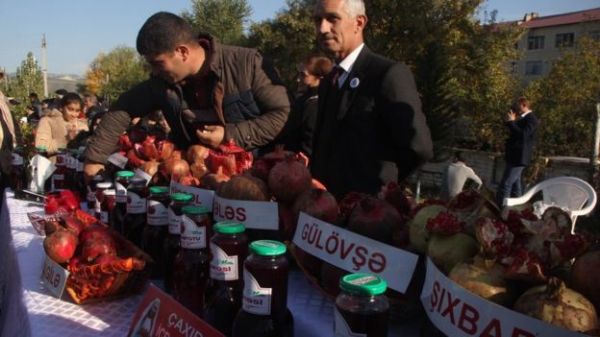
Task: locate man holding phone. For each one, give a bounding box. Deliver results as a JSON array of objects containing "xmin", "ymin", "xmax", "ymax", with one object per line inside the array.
[{"xmin": 496, "ymin": 97, "xmax": 539, "ymax": 207}]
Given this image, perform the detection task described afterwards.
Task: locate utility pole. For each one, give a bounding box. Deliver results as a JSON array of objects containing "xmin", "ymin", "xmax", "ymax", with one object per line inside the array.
[{"xmin": 42, "ymin": 34, "xmax": 48, "ymax": 97}]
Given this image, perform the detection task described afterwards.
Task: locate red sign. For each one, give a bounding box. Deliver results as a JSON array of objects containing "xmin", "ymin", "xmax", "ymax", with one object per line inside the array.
[{"xmin": 128, "ymin": 284, "xmax": 225, "ymax": 337}]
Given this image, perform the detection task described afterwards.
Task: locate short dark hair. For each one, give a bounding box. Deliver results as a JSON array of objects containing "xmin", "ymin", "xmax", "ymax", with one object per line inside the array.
[
  {"xmin": 60, "ymin": 93, "xmax": 83, "ymax": 108},
  {"xmin": 517, "ymin": 96, "xmax": 529, "ymax": 108},
  {"xmin": 29, "ymin": 92, "xmax": 38, "ymax": 98},
  {"xmin": 136, "ymin": 12, "xmax": 197, "ymax": 56},
  {"xmin": 455, "ymin": 151, "xmax": 465, "ymax": 162}
]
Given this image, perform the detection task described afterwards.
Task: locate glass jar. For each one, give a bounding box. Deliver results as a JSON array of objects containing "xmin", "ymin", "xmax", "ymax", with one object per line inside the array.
[
  {"xmin": 94, "ymin": 182, "xmax": 113, "ymax": 220},
  {"xmin": 172, "ymin": 205, "xmax": 212, "ymax": 318},
  {"xmin": 164, "ymin": 192, "xmax": 193, "ymax": 293},
  {"xmin": 232, "ymin": 240, "xmax": 293, "ymax": 337},
  {"xmin": 87, "ymin": 174, "xmax": 104, "ymax": 214},
  {"xmin": 52, "ymin": 148, "xmax": 67, "ymax": 191},
  {"xmin": 334, "ymin": 273, "xmax": 390, "ymax": 337},
  {"xmin": 100, "ymin": 189, "xmax": 116, "ymax": 225},
  {"xmin": 206, "ymin": 221, "xmax": 248, "ymax": 336},
  {"xmin": 111, "ymin": 170, "xmax": 134, "ymax": 235},
  {"xmin": 142, "ymin": 186, "xmax": 170, "ymax": 279},
  {"xmin": 124, "ymin": 177, "xmax": 148, "ymax": 247}
]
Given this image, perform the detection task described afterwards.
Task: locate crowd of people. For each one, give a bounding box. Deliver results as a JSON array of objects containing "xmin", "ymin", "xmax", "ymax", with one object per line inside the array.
[{"xmin": 0, "ymin": 0, "xmax": 538, "ymax": 205}]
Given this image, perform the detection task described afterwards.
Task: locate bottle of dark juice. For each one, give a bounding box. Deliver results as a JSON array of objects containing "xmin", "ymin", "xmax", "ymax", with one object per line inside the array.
[
  {"xmin": 164, "ymin": 192, "xmax": 193, "ymax": 293},
  {"xmin": 111, "ymin": 170, "xmax": 134, "ymax": 233},
  {"xmin": 206, "ymin": 221, "xmax": 248, "ymax": 336},
  {"xmin": 232, "ymin": 240, "xmax": 293, "ymax": 337},
  {"xmin": 124, "ymin": 177, "xmax": 148, "ymax": 247},
  {"xmin": 172, "ymin": 205, "xmax": 211, "ymax": 318},
  {"xmin": 334, "ymin": 273, "xmax": 390, "ymax": 337},
  {"xmin": 142, "ymin": 186, "xmax": 170, "ymax": 279}
]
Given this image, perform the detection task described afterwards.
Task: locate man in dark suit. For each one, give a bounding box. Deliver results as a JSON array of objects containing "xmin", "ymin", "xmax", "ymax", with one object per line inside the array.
[
  {"xmin": 310, "ymin": 0, "xmax": 433, "ymax": 198},
  {"xmin": 496, "ymin": 97, "xmax": 539, "ymax": 206}
]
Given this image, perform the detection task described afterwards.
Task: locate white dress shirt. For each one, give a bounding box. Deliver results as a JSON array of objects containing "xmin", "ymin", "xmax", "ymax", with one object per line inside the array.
[{"xmin": 335, "ymin": 43, "xmax": 365, "ymax": 89}]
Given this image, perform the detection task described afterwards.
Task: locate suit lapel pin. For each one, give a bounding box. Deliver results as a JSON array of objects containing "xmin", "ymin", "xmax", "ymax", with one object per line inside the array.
[{"xmin": 350, "ymin": 77, "xmax": 360, "ymax": 89}]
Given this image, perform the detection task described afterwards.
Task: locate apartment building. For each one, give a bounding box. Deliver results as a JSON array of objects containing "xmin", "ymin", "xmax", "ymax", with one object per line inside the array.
[{"xmin": 511, "ymin": 7, "xmax": 600, "ymax": 84}]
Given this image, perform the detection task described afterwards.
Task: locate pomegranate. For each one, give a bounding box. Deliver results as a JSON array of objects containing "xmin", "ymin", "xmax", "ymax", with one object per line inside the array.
[
  {"xmin": 292, "ymin": 188, "xmax": 338, "ymax": 224},
  {"xmin": 427, "ymin": 233, "xmax": 478, "ymax": 273},
  {"xmin": 311, "ymin": 178, "xmax": 327, "ymax": 190},
  {"xmin": 79, "ymin": 225, "xmax": 114, "ymax": 245},
  {"xmin": 201, "ymin": 166, "xmax": 230, "ymax": 191},
  {"xmin": 514, "ymin": 278, "xmax": 598, "ymax": 332},
  {"xmin": 186, "ymin": 144, "xmax": 210, "ymax": 163},
  {"xmin": 217, "ymin": 174, "xmax": 271, "ymax": 201},
  {"xmin": 141, "ymin": 160, "xmax": 160, "ymax": 177},
  {"xmin": 126, "ymin": 148, "xmax": 146, "ymax": 168},
  {"xmin": 62, "ymin": 217, "xmax": 85, "ymax": 236},
  {"xmin": 157, "ymin": 139, "xmax": 175, "ymax": 161},
  {"xmin": 268, "ymin": 155, "xmax": 312, "ymax": 204},
  {"xmin": 81, "ymin": 239, "xmax": 117, "ymax": 263},
  {"xmin": 502, "ymin": 248, "xmax": 547, "ymax": 283},
  {"xmin": 94, "ymin": 254, "xmax": 119, "ymax": 265},
  {"xmin": 44, "ymin": 229, "xmax": 78, "ymax": 264},
  {"xmin": 408, "ymin": 204, "xmax": 447, "ymax": 254},
  {"xmin": 161, "ymin": 157, "xmax": 190, "ymax": 180},
  {"xmin": 119, "ymin": 134, "xmax": 134, "ymax": 151},
  {"xmin": 346, "ymin": 196, "xmax": 404, "ymax": 245},
  {"xmin": 571, "ymin": 250, "xmax": 600, "ymax": 311},
  {"xmin": 190, "ymin": 161, "xmax": 209, "ymax": 179},
  {"xmin": 178, "ymin": 174, "xmax": 201, "ymax": 186},
  {"xmin": 279, "ymin": 204, "xmax": 297, "ymax": 240},
  {"xmin": 448, "ymin": 189, "xmax": 500, "ymax": 235},
  {"xmin": 337, "ymin": 192, "xmax": 368, "ymax": 227},
  {"xmin": 205, "ymin": 139, "xmax": 253, "ymax": 176},
  {"xmin": 474, "ymin": 217, "xmax": 514, "ymax": 258},
  {"xmin": 425, "ymin": 211, "xmax": 463, "ymax": 236},
  {"xmin": 449, "ymin": 257, "xmax": 516, "ymax": 306},
  {"xmin": 378, "ymin": 182, "xmax": 416, "ymax": 217}
]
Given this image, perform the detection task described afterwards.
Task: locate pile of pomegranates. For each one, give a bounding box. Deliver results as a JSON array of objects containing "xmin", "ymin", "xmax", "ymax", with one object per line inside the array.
[{"xmin": 410, "ymin": 189, "xmax": 600, "ymax": 334}]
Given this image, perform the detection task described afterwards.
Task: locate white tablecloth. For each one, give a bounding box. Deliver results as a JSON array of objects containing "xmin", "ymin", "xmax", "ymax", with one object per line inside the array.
[{"xmin": 0, "ymin": 190, "xmax": 419, "ymax": 336}]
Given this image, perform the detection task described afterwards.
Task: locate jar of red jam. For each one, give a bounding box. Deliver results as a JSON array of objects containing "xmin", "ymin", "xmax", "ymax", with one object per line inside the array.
[
  {"xmin": 142, "ymin": 186, "xmax": 170, "ymax": 279},
  {"xmin": 172, "ymin": 205, "xmax": 212, "ymax": 318},
  {"xmin": 164, "ymin": 192, "xmax": 193, "ymax": 293},
  {"xmin": 335, "ymin": 273, "xmax": 390, "ymax": 337},
  {"xmin": 95, "ymin": 182, "xmax": 113, "ymax": 220},
  {"xmin": 232, "ymin": 240, "xmax": 293, "ymax": 337},
  {"xmin": 206, "ymin": 221, "xmax": 248, "ymax": 336},
  {"xmin": 100, "ymin": 189, "xmax": 116, "ymax": 226}
]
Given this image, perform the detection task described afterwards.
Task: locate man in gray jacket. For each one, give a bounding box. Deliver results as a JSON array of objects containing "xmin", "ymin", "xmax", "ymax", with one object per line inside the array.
[{"xmin": 84, "ymin": 12, "xmax": 290, "ymax": 179}]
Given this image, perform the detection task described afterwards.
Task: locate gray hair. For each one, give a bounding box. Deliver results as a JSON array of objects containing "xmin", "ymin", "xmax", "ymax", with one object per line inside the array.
[{"xmin": 343, "ymin": 0, "xmax": 366, "ymax": 18}]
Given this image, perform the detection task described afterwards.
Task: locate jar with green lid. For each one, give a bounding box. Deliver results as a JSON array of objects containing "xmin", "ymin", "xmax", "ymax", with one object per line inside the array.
[
  {"xmin": 124, "ymin": 177, "xmax": 148, "ymax": 247},
  {"xmin": 232, "ymin": 240, "xmax": 293, "ymax": 337},
  {"xmin": 206, "ymin": 221, "xmax": 248, "ymax": 336},
  {"xmin": 142, "ymin": 186, "xmax": 170, "ymax": 279},
  {"xmin": 172, "ymin": 205, "xmax": 212, "ymax": 318},
  {"xmin": 111, "ymin": 170, "xmax": 135, "ymax": 235},
  {"xmin": 334, "ymin": 273, "xmax": 390, "ymax": 337},
  {"xmin": 164, "ymin": 192, "xmax": 193, "ymax": 293}
]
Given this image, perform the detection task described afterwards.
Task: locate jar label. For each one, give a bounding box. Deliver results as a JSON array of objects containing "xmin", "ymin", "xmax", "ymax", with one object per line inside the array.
[
  {"xmin": 147, "ymin": 200, "xmax": 168, "ymax": 226},
  {"xmin": 87, "ymin": 186, "xmax": 96, "ymax": 203},
  {"xmin": 210, "ymin": 245, "xmax": 238, "ymax": 281},
  {"xmin": 107, "ymin": 152, "xmax": 128, "ymax": 169},
  {"xmin": 115, "ymin": 182, "xmax": 127, "ymax": 203},
  {"xmin": 11, "ymin": 153, "xmax": 23, "ymax": 165},
  {"xmin": 242, "ymin": 268, "xmax": 272, "ymax": 315},
  {"xmin": 100, "ymin": 211, "xmax": 109, "ymax": 224},
  {"xmin": 127, "ymin": 191, "xmax": 147, "ymax": 214},
  {"xmin": 334, "ymin": 307, "xmax": 366, "ymax": 337},
  {"xmin": 180, "ymin": 215, "xmax": 206, "ymax": 249},
  {"xmin": 168, "ymin": 208, "xmax": 181, "ymax": 235}
]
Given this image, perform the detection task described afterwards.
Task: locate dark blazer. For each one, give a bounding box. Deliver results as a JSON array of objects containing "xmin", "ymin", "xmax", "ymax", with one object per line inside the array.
[
  {"xmin": 279, "ymin": 86, "xmax": 319, "ymax": 156},
  {"xmin": 504, "ymin": 112, "xmax": 538, "ymax": 166},
  {"xmin": 311, "ymin": 46, "xmax": 433, "ymax": 198}
]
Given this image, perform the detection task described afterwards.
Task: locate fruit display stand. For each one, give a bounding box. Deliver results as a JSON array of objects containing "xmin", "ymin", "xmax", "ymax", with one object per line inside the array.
[{"xmin": 0, "ymin": 189, "xmax": 421, "ymax": 337}]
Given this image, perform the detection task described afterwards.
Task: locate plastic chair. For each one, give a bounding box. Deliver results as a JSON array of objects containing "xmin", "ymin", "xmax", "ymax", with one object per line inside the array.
[{"xmin": 503, "ymin": 176, "xmax": 597, "ymax": 233}]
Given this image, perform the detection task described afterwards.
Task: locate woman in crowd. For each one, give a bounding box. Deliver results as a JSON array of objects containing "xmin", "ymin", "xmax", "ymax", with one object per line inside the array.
[
  {"xmin": 35, "ymin": 92, "xmax": 88, "ymax": 157},
  {"xmin": 282, "ymin": 55, "xmax": 333, "ymax": 157}
]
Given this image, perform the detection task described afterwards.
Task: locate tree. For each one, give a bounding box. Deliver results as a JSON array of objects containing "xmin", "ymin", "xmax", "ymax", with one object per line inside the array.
[
  {"xmin": 182, "ymin": 0, "xmax": 252, "ymax": 45},
  {"xmin": 525, "ymin": 37, "xmax": 600, "ymax": 157},
  {"xmin": 6, "ymin": 52, "xmax": 44, "ymax": 102},
  {"xmin": 84, "ymin": 46, "xmax": 148, "ymax": 104},
  {"xmin": 246, "ymin": 0, "xmax": 318, "ymax": 89}
]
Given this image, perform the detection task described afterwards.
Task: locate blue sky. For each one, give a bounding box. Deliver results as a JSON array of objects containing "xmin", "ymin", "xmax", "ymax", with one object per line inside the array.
[{"xmin": 0, "ymin": 0, "xmax": 597, "ymax": 76}]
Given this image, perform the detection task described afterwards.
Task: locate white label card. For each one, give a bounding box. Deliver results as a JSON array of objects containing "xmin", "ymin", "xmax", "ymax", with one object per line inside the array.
[
  {"xmin": 292, "ymin": 212, "xmax": 418, "ymax": 293},
  {"xmin": 170, "ymin": 180, "xmax": 214, "ymax": 208},
  {"xmin": 41, "ymin": 255, "xmax": 70, "ymax": 298},
  {"xmin": 213, "ymin": 195, "xmax": 278, "ymax": 231},
  {"xmin": 420, "ymin": 258, "xmax": 588, "ymax": 337},
  {"xmin": 108, "ymin": 153, "xmax": 128, "ymax": 169}
]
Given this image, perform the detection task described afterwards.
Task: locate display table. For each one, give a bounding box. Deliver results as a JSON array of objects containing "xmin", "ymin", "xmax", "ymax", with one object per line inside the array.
[{"xmin": 0, "ymin": 190, "xmax": 419, "ymax": 336}]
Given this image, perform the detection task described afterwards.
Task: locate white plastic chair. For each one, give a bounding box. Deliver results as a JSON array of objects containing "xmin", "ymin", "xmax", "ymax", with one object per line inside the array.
[{"xmin": 503, "ymin": 176, "xmax": 597, "ymax": 233}]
